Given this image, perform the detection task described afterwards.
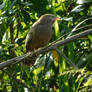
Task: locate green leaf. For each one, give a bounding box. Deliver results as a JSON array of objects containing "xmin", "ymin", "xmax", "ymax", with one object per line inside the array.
[{"xmin": 0, "ymin": 3, "xmax": 5, "ymax": 9}]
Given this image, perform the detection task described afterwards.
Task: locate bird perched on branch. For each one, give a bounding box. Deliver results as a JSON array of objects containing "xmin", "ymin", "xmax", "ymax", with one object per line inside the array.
[{"xmin": 24, "ymin": 14, "xmax": 60, "ymax": 66}]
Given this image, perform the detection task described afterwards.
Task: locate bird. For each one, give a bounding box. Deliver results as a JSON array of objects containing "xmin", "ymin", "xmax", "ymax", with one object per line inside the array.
[{"xmin": 24, "ymin": 14, "xmax": 60, "ymax": 66}]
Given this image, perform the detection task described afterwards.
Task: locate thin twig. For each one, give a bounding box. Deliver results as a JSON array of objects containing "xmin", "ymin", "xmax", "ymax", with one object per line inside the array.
[
  {"xmin": 1, "ymin": 69, "xmax": 32, "ymax": 91},
  {"xmin": 73, "ymin": 23, "xmax": 92, "ymax": 32},
  {"xmin": 53, "ymin": 47, "xmax": 78, "ymax": 69},
  {"xmin": 47, "ymin": 24, "xmax": 92, "ymax": 48}
]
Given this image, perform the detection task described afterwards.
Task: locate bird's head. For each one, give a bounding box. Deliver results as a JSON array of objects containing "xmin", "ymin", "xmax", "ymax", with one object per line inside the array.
[{"xmin": 38, "ymin": 14, "xmax": 60, "ymax": 25}]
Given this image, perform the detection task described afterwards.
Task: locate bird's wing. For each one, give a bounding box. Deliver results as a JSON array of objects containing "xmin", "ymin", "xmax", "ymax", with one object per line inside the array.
[
  {"xmin": 25, "ymin": 30, "xmax": 32, "ymax": 52},
  {"xmin": 25, "ymin": 24, "xmax": 38, "ymax": 52}
]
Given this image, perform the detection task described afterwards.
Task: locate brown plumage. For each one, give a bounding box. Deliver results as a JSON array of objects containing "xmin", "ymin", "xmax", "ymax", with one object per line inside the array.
[{"xmin": 24, "ymin": 14, "xmax": 60, "ymax": 66}]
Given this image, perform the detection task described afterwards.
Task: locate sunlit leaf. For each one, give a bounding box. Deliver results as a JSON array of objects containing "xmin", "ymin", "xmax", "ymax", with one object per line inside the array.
[{"xmin": 0, "ymin": 3, "xmax": 5, "ymax": 9}]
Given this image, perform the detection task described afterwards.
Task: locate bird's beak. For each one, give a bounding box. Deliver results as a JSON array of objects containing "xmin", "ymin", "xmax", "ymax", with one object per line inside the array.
[{"xmin": 55, "ymin": 17, "xmax": 61, "ymax": 21}]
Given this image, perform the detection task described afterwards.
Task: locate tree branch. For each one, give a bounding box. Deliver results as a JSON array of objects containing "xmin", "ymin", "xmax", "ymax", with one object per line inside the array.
[{"xmin": 0, "ymin": 29, "xmax": 92, "ymax": 69}]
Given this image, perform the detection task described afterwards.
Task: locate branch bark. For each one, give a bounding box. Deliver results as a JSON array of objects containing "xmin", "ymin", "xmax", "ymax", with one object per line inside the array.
[{"xmin": 0, "ymin": 29, "xmax": 92, "ymax": 69}]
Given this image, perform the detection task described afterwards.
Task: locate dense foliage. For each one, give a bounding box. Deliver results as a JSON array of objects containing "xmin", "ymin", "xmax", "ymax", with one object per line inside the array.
[{"xmin": 0, "ymin": 0, "xmax": 92, "ymax": 92}]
